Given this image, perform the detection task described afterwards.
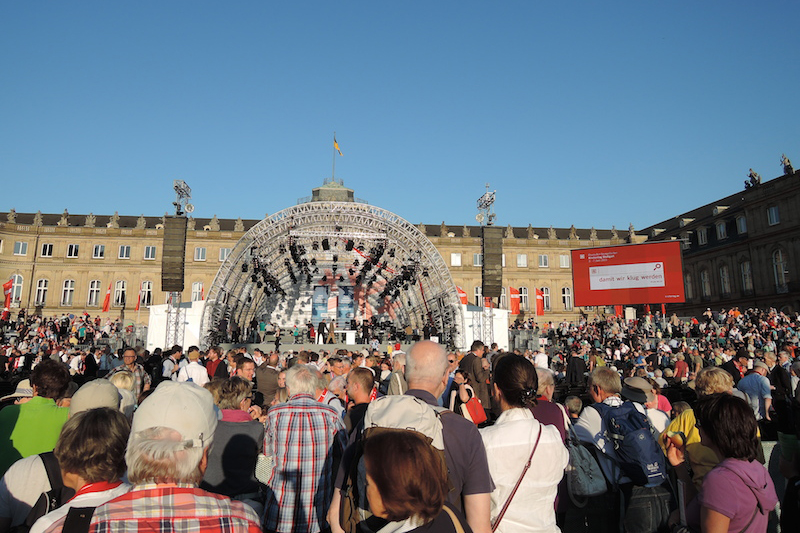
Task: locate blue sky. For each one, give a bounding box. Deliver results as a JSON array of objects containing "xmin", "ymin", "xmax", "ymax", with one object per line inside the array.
[{"xmin": 1, "ymin": 2, "xmax": 798, "ymax": 231}]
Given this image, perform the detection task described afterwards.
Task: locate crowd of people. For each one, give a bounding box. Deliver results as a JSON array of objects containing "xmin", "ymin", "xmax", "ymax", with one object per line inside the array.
[{"xmin": 0, "ymin": 306, "xmax": 797, "ymax": 533}]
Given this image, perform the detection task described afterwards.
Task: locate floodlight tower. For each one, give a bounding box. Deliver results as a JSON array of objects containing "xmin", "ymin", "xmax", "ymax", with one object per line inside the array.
[{"xmin": 164, "ymin": 180, "xmax": 193, "ymax": 348}]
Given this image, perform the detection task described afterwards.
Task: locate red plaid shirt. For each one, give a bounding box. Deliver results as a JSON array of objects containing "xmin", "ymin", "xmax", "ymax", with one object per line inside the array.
[{"xmin": 45, "ymin": 483, "xmax": 261, "ymax": 533}]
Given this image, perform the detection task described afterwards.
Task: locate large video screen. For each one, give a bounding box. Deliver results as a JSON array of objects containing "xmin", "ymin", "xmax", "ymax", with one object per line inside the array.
[{"xmin": 571, "ymin": 241, "xmax": 685, "ymax": 307}]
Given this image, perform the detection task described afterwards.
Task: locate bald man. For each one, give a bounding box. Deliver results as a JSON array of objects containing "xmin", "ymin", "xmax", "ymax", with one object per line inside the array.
[{"xmin": 404, "ymin": 341, "xmax": 494, "ymax": 533}]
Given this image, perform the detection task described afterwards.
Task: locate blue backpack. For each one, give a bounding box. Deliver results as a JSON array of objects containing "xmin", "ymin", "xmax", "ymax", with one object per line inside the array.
[{"xmin": 593, "ymin": 401, "xmax": 667, "ymax": 487}]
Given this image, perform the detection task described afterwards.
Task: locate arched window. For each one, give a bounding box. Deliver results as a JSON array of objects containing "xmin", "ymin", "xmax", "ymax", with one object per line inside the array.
[
  {"xmin": 562, "ymin": 287, "xmax": 572, "ymax": 311},
  {"xmin": 773, "ymin": 250, "xmax": 789, "ymax": 292},
  {"xmin": 542, "ymin": 287, "xmax": 551, "ymax": 311},
  {"xmin": 61, "ymin": 280, "xmax": 75, "ymax": 306},
  {"xmin": 700, "ymin": 270, "xmax": 711, "ymax": 298},
  {"xmin": 114, "ymin": 281, "xmax": 127, "ymax": 307},
  {"xmin": 740, "ymin": 261, "xmax": 753, "ymax": 292},
  {"xmin": 141, "ymin": 281, "xmax": 153, "ymax": 307},
  {"xmin": 11, "ymin": 274, "xmax": 23, "ymax": 303},
  {"xmin": 520, "ymin": 287, "xmax": 529, "ymax": 311},
  {"xmin": 474, "ymin": 286, "xmax": 482, "ymax": 307},
  {"xmin": 719, "ymin": 265, "xmax": 731, "ymax": 295},
  {"xmin": 684, "ymin": 273, "xmax": 693, "ymax": 300},
  {"xmin": 88, "ymin": 280, "xmax": 101, "ymax": 307},
  {"xmin": 192, "ymin": 282, "xmax": 204, "ymax": 302},
  {"xmin": 499, "ymin": 287, "xmax": 507, "ymax": 309},
  {"xmin": 35, "ymin": 279, "xmax": 48, "ymax": 306}
]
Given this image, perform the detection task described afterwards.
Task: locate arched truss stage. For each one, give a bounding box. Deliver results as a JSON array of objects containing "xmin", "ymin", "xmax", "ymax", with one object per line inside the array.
[{"xmin": 200, "ymin": 201, "xmax": 463, "ymax": 348}]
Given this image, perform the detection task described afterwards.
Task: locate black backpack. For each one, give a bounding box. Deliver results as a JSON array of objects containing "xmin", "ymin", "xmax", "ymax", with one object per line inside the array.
[{"xmin": 18, "ymin": 452, "xmax": 75, "ymax": 531}]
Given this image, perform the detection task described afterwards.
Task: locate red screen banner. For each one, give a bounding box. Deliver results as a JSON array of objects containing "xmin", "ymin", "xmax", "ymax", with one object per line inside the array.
[{"xmin": 571, "ymin": 241, "xmax": 685, "ymax": 307}]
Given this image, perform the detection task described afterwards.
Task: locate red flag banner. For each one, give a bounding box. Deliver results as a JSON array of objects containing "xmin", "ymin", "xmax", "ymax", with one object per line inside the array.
[
  {"xmin": 456, "ymin": 286, "xmax": 468, "ymax": 305},
  {"xmin": 535, "ymin": 288, "xmax": 544, "ymax": 316},
  {"xmin": 644, "ymin": 304, "xmax": 651, "ymax": 314},
  {"xmin": 3, "ymin": 279, "xmax": 12, "ymax": 310},
  {"xmin": 102, "ymin": 283, "xmax": 112, "ymax": 313},
  {"xmin": 614, "ymin": 305, "xmax": 624, "ymax": 318},
  {"xmin": 661, "ymin": 303, "xmax": 666, "ymax": 316},
  {"xmin": 509, "ymin": 286, "xmax": 520, "ymax": 315}
]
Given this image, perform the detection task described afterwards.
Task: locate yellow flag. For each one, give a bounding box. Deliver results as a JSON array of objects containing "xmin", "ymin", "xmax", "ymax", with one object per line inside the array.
[{"xmin": 334, "ymin": 136, "xmax": 343, "ymax": 156}]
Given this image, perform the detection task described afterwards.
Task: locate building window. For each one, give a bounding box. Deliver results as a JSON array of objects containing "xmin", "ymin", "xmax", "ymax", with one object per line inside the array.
[
  {"xmin": 767, "ymin": 206, "xmax": 780, "ymax": 226},
  {"xmin": 194, "ymin": 247, "xmax": 207, "ymax": 261},
  {"xmin": 13, "ymin": 241, "xmax": 28, "ymax": 256},
  {"xmin": 219, "ymin": 248, "xmax": 231, "ymax": 262},
  {"xmin": 118, "ymin": 245, "xmax": 131, "ymax": 259},
  {"xmin": 144, "ymin": 246, "xmax": 157, "ymax": 260},
  {"xmin": 113, "ymin": 281, "xmax": 127, "ymax": 307},
  {"xmin": 191, "ymin": 282, "xmax": 204, "ymax": 302},
  {"xmin": 773, "ymin": 250, "xmax": 789, "ymax": 292},
  {"xmin": 684, "ymin": 273, "xmax": 693, "ymax": 300},
  {"xmin": 516, "ymin": 254, "xmax": 527, "ymax": 268},
  {"xmin": 542, "ymin": 287, "xmax": 551, "ymax": 311},
  {"xmin": 450, "ymin": 253, "xmax": 462, "ymax": 267},
  {"xmin": 716, "ymin": 222, "xmax": 727, "ymax": 240},
  {"xmin": 500, "ymin": 287, "xmax": 507, "ymax": 309},
  {"xmin": 35, "ymin": 279, "xmax": 48, "ymax": 306},
  {"xmin": 501, "ymin": 254, "xmax": 506, "ymax": 267},
  {"xmin": 473, "ymin": 253, "xmax": 482, "ymax": 267},
  {"xmin": 697, "ymin": 228, "xmax": 708, "ymax": 246},
  {"xmin": 141, "ymin": 281, "xmax": 153, "ymax": 307},
  {"xmin": 700, "ymin": 270, "xmax": 711, "ymax": 298},
  {"xmin": 520, "ymin": 287, "xmax": 529, "ymax": 311},
  {"xmin": 88, "ymin": 280, "xmax": 101, "ymax": 307},
  {"xmin": 736, "ymin": 216, "xmax": 747, "ymax": 234},
  {"xmin": 680, "ymin": 233, "xmax": 690, "ymax": 250},
  {"xmin": 93, "ymin": 244, "xmax": 105, "ymax": 259},
  {"xmin": 474, "ymin": 286, "xmax": 482, "ymax": 306},
  {"xmin": 11, "ymin": 274, "xmax": 23, "ymax": 303},
  {"xmin": 538, "ymin": 254, "xmax": 549, "ymax": 268},
  {"xmin": 560, "ymin": 254, "xmax": 570, "ymax": 268},
  {"xmin": 66, "ymin": 244, "xmax": 79, "ymax": 258},
  {"xmin": 740, "ymin": 261, "xmax": 753, "ymax": 292},
  {"xmin": 61, "ymin": 280, "xmax": 75, "ymax": 306},
  {"xmin": 40, "ymin": 243, "xmax": 54, "ymax": 257},
  {"xmin": 562, "ymin": 287, "xmax": 573, "ymax": 311},
  {"xmin": 719, "ymin": 265, "xmax": 731, "ymax": 295}
]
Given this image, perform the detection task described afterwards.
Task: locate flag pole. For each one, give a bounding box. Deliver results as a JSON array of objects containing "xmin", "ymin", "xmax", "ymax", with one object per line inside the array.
[{"xmin": 332, "ymin": 131, "xmax": 337, "ymax": 179}]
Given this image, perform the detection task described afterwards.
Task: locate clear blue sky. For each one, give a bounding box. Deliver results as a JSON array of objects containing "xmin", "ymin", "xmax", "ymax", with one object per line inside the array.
[{"xmin": 2, "ymin": 2, "xmax": 798, "ymax": 231}]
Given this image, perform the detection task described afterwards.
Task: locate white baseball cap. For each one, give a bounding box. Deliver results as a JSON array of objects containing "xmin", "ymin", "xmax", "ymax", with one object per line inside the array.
[{"xmin": 132, "ymin": 381, "xmax": 218, "ymax": 449}]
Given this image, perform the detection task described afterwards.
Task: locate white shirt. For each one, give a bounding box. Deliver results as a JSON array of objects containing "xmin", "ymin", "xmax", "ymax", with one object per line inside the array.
[
  {"xmin": 533, "ymin": 352, "xmax": 549, "ymax": 369},
  {"xmin": 32, "ymin": 483, "xmax": 130, "ymax": 533},
  {"xmin": 480, "ymin": 408, "xmax": 568, "ymax": 533},
  {"xmin": 177, "ymin": 360, "xmax": 210, "ymax": 386}
]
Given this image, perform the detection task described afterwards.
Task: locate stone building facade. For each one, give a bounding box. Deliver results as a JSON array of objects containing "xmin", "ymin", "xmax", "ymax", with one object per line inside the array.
[
  {"xmin": 641, "ymin": 168, "xmax": 800, "ymax": 316},
  {"xmin": 0, "ymin": 204, "xmax": 631, "ymax": 326}
]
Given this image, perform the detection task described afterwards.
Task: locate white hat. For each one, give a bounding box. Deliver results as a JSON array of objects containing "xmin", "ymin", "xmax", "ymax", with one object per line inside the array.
[
  {"xmin": 70, "ymin": 379, "xmax": 121, "ymax": 416},
  {"xmin": 0, "ymin": 379, "xmax": 33, "ymax": 402},
  {"xmin": 132, "ymin": 381, "xmax": 218, "ymax": 449}
]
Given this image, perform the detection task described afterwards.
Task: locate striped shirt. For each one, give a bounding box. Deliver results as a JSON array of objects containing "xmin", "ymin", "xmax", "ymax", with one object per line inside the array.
[{"xmin": 263, "ymin": 393, "xmax": 347, "ymax": 533}]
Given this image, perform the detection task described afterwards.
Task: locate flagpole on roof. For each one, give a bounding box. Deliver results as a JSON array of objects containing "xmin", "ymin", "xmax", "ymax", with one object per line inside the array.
[{"xmin": 332, "ymin": 132, "xmax": 337, "ymax": 179}]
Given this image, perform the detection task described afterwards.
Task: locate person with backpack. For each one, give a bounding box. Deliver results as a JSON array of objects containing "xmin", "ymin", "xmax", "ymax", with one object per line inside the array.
[{"xmin": 574, "ymin": 367, "xmax": 673, "ymax": 533}]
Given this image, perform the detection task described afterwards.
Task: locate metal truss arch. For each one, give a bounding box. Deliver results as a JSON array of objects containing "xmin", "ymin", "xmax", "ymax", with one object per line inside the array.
[{"xmin": 200, "ymin": 202, "xmax": 463, "ymax": 348}]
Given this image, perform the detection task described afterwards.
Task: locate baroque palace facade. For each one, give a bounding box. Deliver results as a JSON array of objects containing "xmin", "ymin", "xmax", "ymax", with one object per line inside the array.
[{"xmin": 0, "ymin": 198, "xmax": 639, "ymax": 326}]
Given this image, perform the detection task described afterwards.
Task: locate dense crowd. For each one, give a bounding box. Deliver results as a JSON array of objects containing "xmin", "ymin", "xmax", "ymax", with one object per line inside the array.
[{"xmin": 0, "ymin": 306, "xmax": 797, "ymax": 533}]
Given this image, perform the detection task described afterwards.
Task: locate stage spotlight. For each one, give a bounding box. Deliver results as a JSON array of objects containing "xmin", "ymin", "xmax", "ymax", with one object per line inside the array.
[
  {"xmin": 322, "ymin": 238, "xmax": 330, "ymax": 251},
  {"xmin": 338, "ymin": 275, "xmax": 344, "ymax": 282},
  {"xmin": 353, "ymin": 259, "xmax": 359, "ymax": 267},
  {"xmin": 312, "ymin": 241, "xmax": 319, "ymax": 251},
  {"xmin": 257, "ymin": 281, "xmax": 263, "ymax": 288},
  {"xmin": 251, "ymin": 275, "xmax": 258, "ymax": 283},
  {"xmin": 321, "ymin": 275, "xmax": 327, "ymax": 282},
  {"xmin": 345, "ymin": 240, "xmax": 354, "ymax": 251},
  {"xmin": 348, "ymin": 268, "xmax": 355, "ymax": 275},
  {"xmin": 242, "ymin": 264, "xmax": 249, "ymax": 273},
  {"xmin": 311, "ymin": 258, "xmax": 317, "ymax": 266},
  {"xmin": 306, "ymin": 275, "xmax": 312, "ymax": 284},
  {"xmin": 332, "ymin": 255, "xmax": 338, "ymax": 263}
]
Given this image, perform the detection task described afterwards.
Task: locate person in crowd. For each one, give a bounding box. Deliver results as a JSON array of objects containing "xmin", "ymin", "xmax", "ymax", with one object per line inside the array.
[
  {"xmin": 621, "ymin": 377, "xmax": 670, "ymax": 433},
  {"xmin": 674, "ymin": 353, "xmax": 689, "ymax": 381},
  {"xmin": 458, "ymin": 341, "xmax": 491, "ymax": 421},
  {"xmin": 255, "ymin": 352, "xmax": 281, "ymax": 407},
  {"xmin": 363, "ymin": 430, "xmax": 472, "ymax": 533},
  {"xmin": 386, "ymin": 351, "xmax": 408, "ymax": 395},
  {"xmin": 343, "ymin": 367, "xmax": 374, "ymax": 438},
  {"xmin": 263, "ymin": 364, "xmax": 347, "ymax": 533},
  {"xmin": 32, "ymin": 408, "xmax": 131, "ymax": 533},
  {"xmin": 531, "ymin": 367, "xmax": 567, "ymax": 442},
  {"xmin": 0, "ymin": 379, "xmax": 121, "ymax": 533},
  {"xmin": 201, "ymin": 377, "xmax": 265, "ymax": 515},
  {"xmin": 107, "ymin": 347, "xmax": 151, "ymax": 397},
  {"xmin": 0, "ymin": 359, "xmax": 71, "ymax": 476},
  {"xmin": 736, "ymin": 360, "xmax": 773, "ymax": 423},
  {"xmin": 566, "ymin": 348, "xmax": 587, "ymax": 387},
  {"xmin": 564, "ymin": 396, "xmax": 582, "ymax": 421},
  {"xmin": 666, "ymin": 393, "xmax": 778, "ymax": 532},
  {"xmin": 447, "ymin": 369, "xmax": 475, "ymax": 414},
  {"xmin": 161, "ymin": 345, "xmax": 184, "ymax": 381},
  {"xmin": 60, "ymin": 381, "xmax": 260, "ymax": 532},
  {"xmin": 272, "ymin": 370, "xmax": 288, "ymax": 405},
  {"xmin": 204, "ymin": 346, "xmax": 229, "ymax": 380},
  {"xmin": 480, "ymin": 355, "xmax": 567, "ymax": 533},
  {"xmin": 107, "ymin": 370, "xmax": 137, "ymax": 420},
  {"xmin": 177, "ymin": 346, "xmax": 210, "ymax": 386}
]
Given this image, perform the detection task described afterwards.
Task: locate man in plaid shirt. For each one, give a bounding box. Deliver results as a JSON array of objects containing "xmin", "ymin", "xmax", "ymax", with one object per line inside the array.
[
  {"xmin": 106, "ymin": 347, "xmax": 151, "ymax": 397},
  {"xmin": 44, "ymin": 381, "xmax": 261, "ymax": 533},
  {"xmin": 263, "ymin": 364, "xmax": 347, "ymax": 533}
]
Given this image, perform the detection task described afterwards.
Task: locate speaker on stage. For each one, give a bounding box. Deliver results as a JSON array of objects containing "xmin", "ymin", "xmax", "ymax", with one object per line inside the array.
[
  {"xmin": 162, "ymin": 216, "xmax": 188, "ymax": 293},
  {"xmin": 481, "ymin": 226, "xmax": 503, "ymax": 299}
]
